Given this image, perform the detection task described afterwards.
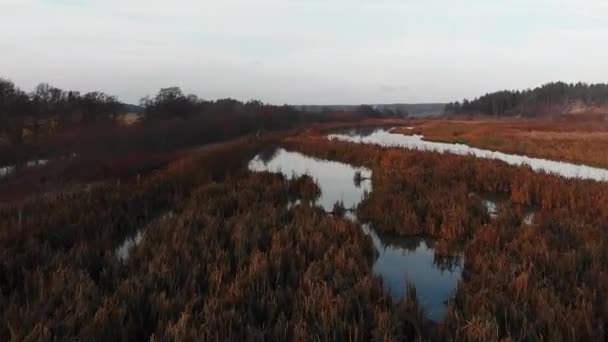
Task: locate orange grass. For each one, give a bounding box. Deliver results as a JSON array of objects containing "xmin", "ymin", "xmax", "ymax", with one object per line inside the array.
[
  {"xmin": 394, "ymin": 116, "xmax": 608, "ymax": 168},
  {"xmin": 4, "ymin": 122, "xmax": 608, "ymax": 340},
  {"xmin": 0, "ymin": 138, "xmax": 426, "ymax": 341},
  {"xmin": 284, "ymin": 130, "xmax": 608, "ymax": 340}
]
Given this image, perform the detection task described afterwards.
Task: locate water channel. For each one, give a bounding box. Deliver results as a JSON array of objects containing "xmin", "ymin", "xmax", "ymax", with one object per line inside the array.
[
  {"xmin": 248, "ymin": 147, "xmax": 463, "ymax": 322},
  {"xmin": 328, "ymin": 128, "xmax": 608, "ymax": 182}
]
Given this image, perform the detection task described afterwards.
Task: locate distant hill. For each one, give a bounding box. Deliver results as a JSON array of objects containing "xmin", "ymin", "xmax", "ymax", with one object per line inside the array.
[
  {"xmin": 445, "ymin": 82, "xmax": 608, "ymax": 117},
  {"xmin": 295, "ymin": 103, "xmax": 445, "ymax": 117},
  {"xmin": 122, "ymin": 103, "xmax": 144, "ymax": 113}
]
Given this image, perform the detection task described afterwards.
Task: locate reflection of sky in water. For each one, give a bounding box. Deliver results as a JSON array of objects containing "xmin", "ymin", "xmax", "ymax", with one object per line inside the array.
[
  {"xmin": 115, "ymin": 211, "xmax": 175, "ymax": 262},
  {"xmin": 0, "ymin": 165, "xmax": 15, "ymax": 178},
  {"xmin": 478, "ymin": 193, "xmax": 536, "ymax": 224},
  {"xmin": 329, "ymin": 128, "xmax": 608, "ymax": 182},
  {"xmin": 116, "ymin": 230, "xmax": 144, "ymax": 262},
  {"xmin": 483, "ymin": 199, "xmax": 499, "ymax": 218},
  {"xmin": 26, "ymin": 159, "xmax": 48, "ymax": 167},
  {"xmin": 249, "ymin": 148, "xmax": 462, "ymax": 321},
  {"xmin": 362, "ymin": 224, "xmax": 463, "ymax": 322},
  {"xmin": 1, "ymin": 159, "xmax": 49, "ymax": 178},
  {"xmin": 248, "ymin": 148, "xmax": 371, "ymax": 212}
]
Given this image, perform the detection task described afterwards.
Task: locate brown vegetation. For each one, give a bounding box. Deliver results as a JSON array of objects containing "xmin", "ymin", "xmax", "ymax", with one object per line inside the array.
[
  {"xmin": 4, "ymin": 116, "xmax": 608, "ymax": 340},
  {"xmin": 0, "ymin": 139, "xmax": 427, "ymax": 341},
  {"xmin": 395, "ymin": 117, "xmax": 608, "ymax": 168},
  {"xmin": 284, "ymin": 130, "xmax": 608, "ymax": 340},
  {"xmin": 0, "ymin": 88, "xmax": 410, "ymax": 203}
]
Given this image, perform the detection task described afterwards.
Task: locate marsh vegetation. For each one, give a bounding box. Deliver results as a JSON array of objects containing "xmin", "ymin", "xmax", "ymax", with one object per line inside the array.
[
  {"xmin": 2, "ymin": 118, "xmax": 608, "ymax": 340},
  {"xmin": 285, "ymin": 128, "xmax": 608, "ymax": 340}
]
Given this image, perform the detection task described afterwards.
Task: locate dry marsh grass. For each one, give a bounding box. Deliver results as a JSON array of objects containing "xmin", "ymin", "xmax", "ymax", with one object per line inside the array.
[
  {"xmin": 284, "ymin": 131, "xmax": 608, "ymax": 340},
  {"xmin": 0, "ymin": 139, "xmax": 426, "ymax": 341},
  {"xmin": 395, "ymin": 117, "xmax": 608, "ymax": 168},
  {"xmin": 3, "ymin": 122, "xmax": 608, "ymax": 340}
]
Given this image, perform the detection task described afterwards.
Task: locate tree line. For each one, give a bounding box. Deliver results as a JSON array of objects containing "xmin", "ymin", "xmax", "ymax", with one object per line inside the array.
[
  {"xmin": 445, "ymin": 82, "xmax": 608, "ymax": 116},
  {"xmin": 0, "ymin": 78, "xmax": 388, "ymax": 173},
  {"xmin": 0, "ymin": 78, "xmax": 123, "ymax": 145}
]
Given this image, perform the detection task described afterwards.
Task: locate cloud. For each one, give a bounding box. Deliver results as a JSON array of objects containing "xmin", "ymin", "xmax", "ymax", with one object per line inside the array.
[
  {"xmin": 0, "ymin": 0, "xmax": 607, "ymax": 104},
  {"xmin": 379, "ymin": 85, "xmax": 410, "ymax": 93}
]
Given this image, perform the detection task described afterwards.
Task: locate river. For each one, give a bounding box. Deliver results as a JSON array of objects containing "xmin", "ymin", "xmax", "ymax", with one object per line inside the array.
[{"xmin": 328, "ymin": 128, "xmax": 608, "ymax": 182}]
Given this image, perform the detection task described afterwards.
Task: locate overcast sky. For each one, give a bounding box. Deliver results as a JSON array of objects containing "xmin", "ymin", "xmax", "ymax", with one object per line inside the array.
[{"xmin": 1, "ymin": 0, "xmax": 607, "ymax": 104}]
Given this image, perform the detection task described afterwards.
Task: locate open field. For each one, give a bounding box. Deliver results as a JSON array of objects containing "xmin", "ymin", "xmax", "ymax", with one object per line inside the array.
[{"xmin": 395, "ymin": 116, "xmax": 608, "ymax": 168}]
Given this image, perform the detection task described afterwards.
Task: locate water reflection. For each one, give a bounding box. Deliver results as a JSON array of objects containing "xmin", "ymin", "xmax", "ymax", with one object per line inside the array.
[
  {"xmin": 1, "ymin": 154, "xmax": 76, "ymax": 179},
  {"xmin": 483, "ymin": 199, "xmax": 499, "ymax": 218},
  {"xmin": 0, "ymin": 160, "xmax": 48, "ymax": 179},
  {"xmin": 249, "ymin": 148, "xmax": 372, "ymax": 212},
  {"xmin": 478, "ymin": 193, "xmax": 503, "ymax": 219},
  {"xmin": 26, "ymin": 159, "xmax": 48, "ymax": 167},
  {"xmin": 0, "ymin": 165, "xmax": 15, "ymax": 178},
  {"xmin": 115, "ymin": 210, "xmax": 175, "ymax": 261},
  {"xmin": 476, "ymin": 193, "xmax": 536, "ymax": 224},
  {"xmin": 256, "ymin": 147, "xmax": 280, "ymax": 165},
  {"xmin": 249, "ymin": 148, "xmax": 462, "ymax": 321},
  {"xmin": 116, "ymin": 230, "xmax": 144, "ymax": 262},
  {"xmin": 328, "ymin": 128, "xmax": 608, "ymax": 182},
  {"xmin": 360, "ymin": 224, "xmax": 463, "ymax": 322}
]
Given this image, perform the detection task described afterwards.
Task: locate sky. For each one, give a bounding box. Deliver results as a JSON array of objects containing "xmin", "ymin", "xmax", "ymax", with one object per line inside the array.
[{"xmin": 1, "ymin": 0, "xmax": 607, "ymax": 105}]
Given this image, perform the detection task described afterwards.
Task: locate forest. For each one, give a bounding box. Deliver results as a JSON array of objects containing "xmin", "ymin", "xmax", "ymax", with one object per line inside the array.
[
  {"xmin": 0, "ymin": 78, "xmax": 403, "ymax": 202},
  {"xmin": 0, "ymin": 78, "xmax": 398, "ymax": 167},
  {"xmin": 444, "ymin": 82, "xmax": 608, "ymax": 116}
]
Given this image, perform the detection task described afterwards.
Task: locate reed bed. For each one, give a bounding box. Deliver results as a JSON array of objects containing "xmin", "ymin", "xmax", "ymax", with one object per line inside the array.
[
  {"xmin": 0, "ymin": 140, "xmax": 425, "ymax": 341},
  {"xmin": 285, "ymin": 132, "xmax": 608, "ymax": 340}
]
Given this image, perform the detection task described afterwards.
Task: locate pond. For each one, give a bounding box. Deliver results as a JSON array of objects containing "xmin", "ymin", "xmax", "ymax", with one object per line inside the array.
[
  {"xmin": 249, "ymin": 148, "xmax": 372, "ymax": 212},
  {"xmin": 328, "ymin": 128, "xmax": 608, "ymax": 182},
  {"xmin": 0, "ymin": 163, "xmax": 48, "ymax": 178},
  {"xmin": 360, "ymin": 222, "xmax": 462, "ymax": 322},
  {"xmin": 26, "ymin": 159, "xmax": 49, "ymax": 167},
  {"xmin": 116, "ymin": 230, "xmax": 144, "ymax": 262},
  {"xmin": 0, "ymin": 154, "xmax": 76, "ymax": 179},
  {"xmin": 0, "ymin": 159, "xmax": 49, "ymax": 179},
  {"xmin": 476, "ymin": 192, "xmax": 536, "ymax": 224},
  {"xmin": 0, "ymin": 165, "xmax": 16, "ymax": 178},
  {"xmin": 248, "ymin": 147, "xmax": 462, "ymax": 322}
]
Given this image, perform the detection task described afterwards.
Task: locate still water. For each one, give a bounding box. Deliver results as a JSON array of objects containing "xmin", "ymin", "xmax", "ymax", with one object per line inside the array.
[
  {"xmin": 249, "ymin": 148, "xmax": 372, "ymax": 212},
  {"xmin": 328, "ymin": 128, "xmax": 608, "ymax": 182},
  {"xmin": 248, "ymin": 148, "xmax": 462, "ymax": 322},
  {"xmin": 115, "ymin": 211, "xmax": 175, "ymax": 261},
  {"xmin": 1, "ymin": 158, "xmax": 49, "ymax": 178},
  {"xmin": 478, "ymin": 193, "xmax": 536, "ymax": 224},
  {"xmin": 116, "ymin": 230, "xmax": 144, "ymax": 262},
  {"xmin": 360, "ymin": 222, "xmax": 462, "ymax": 322}
]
